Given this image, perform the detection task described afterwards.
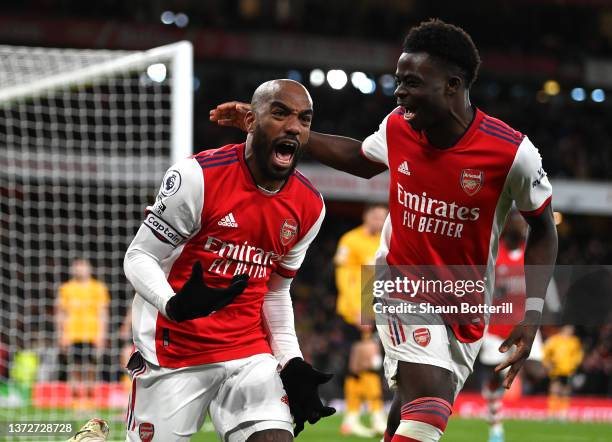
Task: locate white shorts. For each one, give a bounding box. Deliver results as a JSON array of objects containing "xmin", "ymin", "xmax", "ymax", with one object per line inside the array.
[
  {"xmin": 376, "ymin": 311, "xmax": 482, "ymax": 399},
  {"xmin": 125, "ymin": 353, "xmax": 293, "ymax": 442},
  {"xmin": 479, "ymin": 330, "xmax": 544, "ymax": 366}
]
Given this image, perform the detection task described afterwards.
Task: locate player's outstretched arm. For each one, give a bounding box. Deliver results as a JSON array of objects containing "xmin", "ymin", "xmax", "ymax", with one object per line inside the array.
[
  {"xmin": 280, "ymin": 358, "xmax": 336, "ymax": 436},
  {"xmin": 496, "ymin": 204, "xmax": 558, "ymax": 388},
  {"xmin": 306, "ymin": 131, "xmax": 387, "ymax": 179},
  {"xmin": 165, "ymin": 262, "xmax": 249, "ymax": 322},
  {"xmin": 209, "ymin": 101, "xmax": 387, "ymax": 179}
]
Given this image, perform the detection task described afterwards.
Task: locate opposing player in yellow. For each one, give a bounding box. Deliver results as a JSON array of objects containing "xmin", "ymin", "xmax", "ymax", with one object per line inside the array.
[
  {"xmin": 542, "ymin": 325, "xmax": 583, "ymax": 420},
  {"xmin": 335, "ymin": 204, "xmax": 388, "ymax": 437},
  {"xmin": 56, "ymin": 258, "xmax": 109, "ymax": 407}
]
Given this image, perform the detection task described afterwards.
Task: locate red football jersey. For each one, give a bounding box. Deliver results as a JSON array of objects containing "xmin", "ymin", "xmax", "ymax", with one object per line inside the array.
[
  {"xmin": 130, "ymin": 143, "xmax": 325, "ymax": 367},
  {"xmin": 363, "ymin": 108, "xmax": 552, "ymax": 342},
  {"xmin": 488, "ymin": 241, "xmax": 526, "ymax": 338}
]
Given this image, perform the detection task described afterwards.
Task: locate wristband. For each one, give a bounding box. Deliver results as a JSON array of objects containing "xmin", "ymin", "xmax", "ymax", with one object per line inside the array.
[{"xmin": 525, "ymin": 297, "xmax": 544, "ymax": 313}]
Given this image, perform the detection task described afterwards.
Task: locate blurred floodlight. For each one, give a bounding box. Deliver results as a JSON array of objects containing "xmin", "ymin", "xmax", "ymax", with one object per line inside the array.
[
  {"xmin": 174, "ymin": 13, "xmax": 189, "ymax": 28},
  {"xmin": 350, "ymin": 72, "xmax": 367, "ymax": 88},
  {"xmin": 543, "ymin": 80, "xmax": 560, "ymax": 96},
  {"xmin": 553, "ymin": 211, "xmax": 563, "ymax": 225},
  {"xmin": 327, "ymin": 70, "xmax": 348, "ymax": 90},
  {"xmin": 591, "ymin": 88, "xmax": 605, "ymax": 103},
  {"xmin": 361, "ymin": 79, "xmax": 376, "ymax": 94},
  {"xmin": 147, "ymin": 63, "xmax": 167, "ymax": 83},
  {"xmin": 309, "ymin": 69, "xmax": 325, "ymax": 87},
  {"xmin": 570, "ymin": 88, "xmax": 586, "ymax": 102},
  {"xmin": 287, "ymin": 70, "xmax": 303, "ymax": 82},
  {"xmin": 379, "ymin": 74, "xmax": 395, "ymax": 96},
  {"xmin": 161, "ymin": 11, "xmax": 175, "ymax": 25},
  {"xmin": 351, "ymin": 72, "xmax": 376, "ymax": 94}
]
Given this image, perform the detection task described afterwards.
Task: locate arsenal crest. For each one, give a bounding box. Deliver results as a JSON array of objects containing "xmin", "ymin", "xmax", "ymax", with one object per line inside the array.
[
  {"xmin": 280, "ymin": 219, "xmax": 298, "ymax": 246},
  {"xmin": 138, "ymin": 422, "xmax": 154, "ymax": 442},
  {"xmin": 413, "ymin": 328, "xmax": 431, "ymax": 347},
  {"xmin": 460, "ymin": 169, "xmax": 484, "ymax": 196}
]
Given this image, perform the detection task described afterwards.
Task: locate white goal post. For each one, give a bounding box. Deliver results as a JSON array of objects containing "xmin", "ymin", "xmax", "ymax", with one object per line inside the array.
[
  {"xmin": 0, "ymin": 41, "xmax": 193, "ymax": 163},
  {"xmin": 0, "ymin": 41, "xmax": 193, "ymax": 434}
]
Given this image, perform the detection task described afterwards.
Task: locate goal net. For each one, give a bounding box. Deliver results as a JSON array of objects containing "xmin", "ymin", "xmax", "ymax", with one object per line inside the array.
[{"xmin": 0, "ymin": 42, "xmax": 192, "ymax": 439}]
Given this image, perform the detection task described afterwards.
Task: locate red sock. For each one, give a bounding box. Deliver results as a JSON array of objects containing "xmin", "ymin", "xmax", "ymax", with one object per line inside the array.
[{"xmin": 400, "ymin": 396, "xmax": 452, "ymax": 432}]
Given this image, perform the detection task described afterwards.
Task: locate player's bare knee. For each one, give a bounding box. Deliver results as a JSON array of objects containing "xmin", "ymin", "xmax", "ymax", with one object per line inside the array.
[{"xmin": 246, "ymin": 429, "xmax": 292, "ymax": 442}]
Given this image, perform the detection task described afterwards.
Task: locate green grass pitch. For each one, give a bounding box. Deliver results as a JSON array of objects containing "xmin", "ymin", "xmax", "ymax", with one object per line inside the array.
[
  {"xmin": 2, "ymin": 409, "xmax": 611, "ymax": 441},
  {"xmin": 189, "ymin": 415, "xmax": 611, "ymax": 442}
]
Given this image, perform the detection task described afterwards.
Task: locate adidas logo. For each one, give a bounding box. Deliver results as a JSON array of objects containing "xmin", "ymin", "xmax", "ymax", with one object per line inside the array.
[
  {"xmin": 218, "ymin": 213, "xmax": 238, "ymax": 228},
  {"xmin": 398, "ymin": 161, "xmax": 411, "ymax": 176}
]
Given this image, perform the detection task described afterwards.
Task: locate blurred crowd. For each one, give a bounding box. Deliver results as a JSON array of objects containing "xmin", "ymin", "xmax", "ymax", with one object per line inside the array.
[
  {"xmin": 3, "ymin": 0, "xmax": 612, "ymax": 181},
  {"xmin": 195, "ymin": 67, "xmax": 612, "ymax": 182},
  {"xmin": 9, "ymin": 1, "xmax": 612, "ymax": 57}
]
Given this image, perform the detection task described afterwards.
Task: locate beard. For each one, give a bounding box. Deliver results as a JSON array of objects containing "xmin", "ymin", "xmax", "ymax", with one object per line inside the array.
[{"xmin": 251, "ymin": 128, "xmax": 302, "ymax": 181}]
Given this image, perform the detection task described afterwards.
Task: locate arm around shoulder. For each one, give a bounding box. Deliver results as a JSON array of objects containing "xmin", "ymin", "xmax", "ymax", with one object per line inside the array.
[{"xmin": 306, "ymin": 132, "xmax": 386, "ymax": 179}]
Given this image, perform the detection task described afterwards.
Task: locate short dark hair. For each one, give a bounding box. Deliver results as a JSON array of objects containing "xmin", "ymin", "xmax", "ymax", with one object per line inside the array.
[{"xmin": 403, "ymin": 19, "xmax": 481, "ymax": 88}]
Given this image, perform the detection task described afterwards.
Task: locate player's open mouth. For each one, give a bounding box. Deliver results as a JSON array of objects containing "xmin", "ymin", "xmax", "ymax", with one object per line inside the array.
[
  {"xmin": 401, "ymin": 106, "xmax": 416, "ymax": 122},
  {"xmin": 272, "ymin": 140, "xmax": 298, "ymax": 168},
  {"xmin": 404, "ymin": 110, "xmax": 416, "ymax": 121}
]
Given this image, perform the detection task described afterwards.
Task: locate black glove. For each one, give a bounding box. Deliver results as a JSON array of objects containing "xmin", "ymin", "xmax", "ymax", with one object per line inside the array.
[
  {"xmin": 165, "ymin": 261, "xmax": 248, "ymax": 322},
  {"xmin": 280, "ymin": 357, "xmax": 336, "ymax": 436}
]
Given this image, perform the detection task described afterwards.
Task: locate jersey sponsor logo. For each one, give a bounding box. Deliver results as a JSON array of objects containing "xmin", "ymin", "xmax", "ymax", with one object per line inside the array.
[
  {"xmin": 460, "ymin": 169, "xmax": 484, "ymax": 196},
  {"xmin": 280, "ymin": 219, "xmax": 298, "ymax": 246},
  {"xmin": 144, "ymin": 213, "xmax": 183, "ymax": 246},
  {"xmin": 159, "ymin": 169, "xmax": 181, "ymax": 197},
  {"xmin": 396, "ymin": 184, "xmax": 480, "ymax": 221},
  {"xmin": 396, "ymin": 183, "xmax": 480, "ymax": 238},
  {"xmin": 138, "ymin": 422, "xmax": 154, "ymax": 442},
  {"xmin": 281, "ymin": 394, "xmax": 289, "ymax": 405},
  {"xmin": 218, "ymin": 212, "xmax": 238, "ymax": 228},
  {"xmin": 398, "ymin": 161, "xmax": 411, "ymax": 176},
  {"xmin": 413, "ymin": 327, "xmax": 431, "ymax": 347},
  {"xmin": 204, "ymin": 236, "xmax": 283, "ymax": 279}
]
